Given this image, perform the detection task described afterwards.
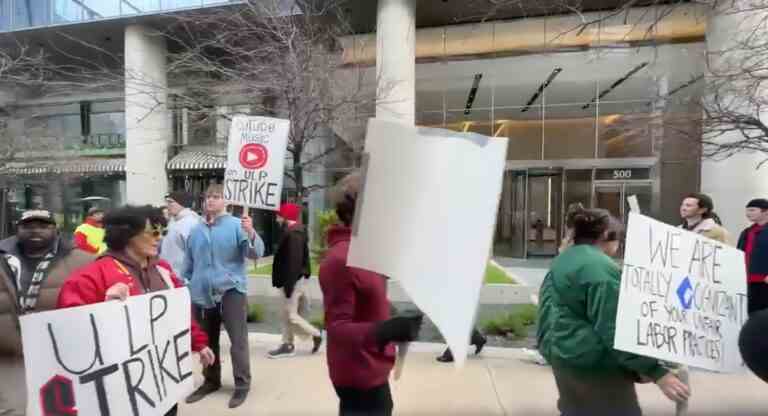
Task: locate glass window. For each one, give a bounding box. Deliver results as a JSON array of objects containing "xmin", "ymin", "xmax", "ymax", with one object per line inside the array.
[
  {"xmin": 445, "ymin": 109, "xmax": 492, "ymax": 136},
  {"xmin": 120, "ymin": 0, "xmax": 160, "ymax": 15},
  {"xmin": 444, "ymin": 74, "xmax": 492, "ymax": 113},
  {"xmin": 91, "ymin": 112, "xmax": 125, "ymax": 135},
  {"xmin": 543, "ymin": 104, "xmax": 596, "ymax": 159},
  {"xmin": 13, "ymin": 0, "xmax": 50, "ymax": 29},
  {"xmin": 26, "ymin": 114, "xmax": 81, "ymax": 138},
  {"xmin": 0, "ymin": 0, "xmax": 11, "ymax": 31},
  {"xmin": 597, "ymin": 101, "xmax": 653, "ymax": 158},
  {"xmin": 494, "ymin": 106, "xmax": 542, "ymax": 160},
  {"xmin": 416, "ymin": 111, "xmax": 444, "ymax": 129},
  {"xmin": 53, "ymin": 0, "xmax": 119, "ymax": 23},
  {"xmin": 416, "ymin": 79, "xmax": 444, "ymax": 113}
]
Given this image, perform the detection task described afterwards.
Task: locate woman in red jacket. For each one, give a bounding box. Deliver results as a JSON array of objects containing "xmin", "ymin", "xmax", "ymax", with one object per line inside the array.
[
  {"xmin": 57, "ymin": 205, "xmax": 214, "ymax": 416},
  {"xmin": 319, "ymin": 173, "xmax": 423, "ymax": 416}
]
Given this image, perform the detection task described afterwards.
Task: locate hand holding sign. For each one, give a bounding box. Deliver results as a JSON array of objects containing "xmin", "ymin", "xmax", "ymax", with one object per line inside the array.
[
  {"xmin": 657, "ymin": 372, "xmax": 691, "ymax": 403},
  {"xmin": 199, "ymin": 347, "xmax": 215, "ymax": 367},
  {"xmin": 105, "ymin": 282, "xmax": 130, "ymax": 301}
]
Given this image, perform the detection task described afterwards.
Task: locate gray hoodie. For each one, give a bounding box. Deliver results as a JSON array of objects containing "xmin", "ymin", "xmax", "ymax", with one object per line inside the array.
[{"xmin": 160, "ymin": 208, "xmax": 200, "ymax": 276}]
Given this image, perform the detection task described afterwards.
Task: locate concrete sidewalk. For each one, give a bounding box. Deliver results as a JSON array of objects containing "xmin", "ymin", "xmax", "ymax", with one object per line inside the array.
[{"xmin": 180, "ymin": 333, "xmax": 766, "ymax": 415}]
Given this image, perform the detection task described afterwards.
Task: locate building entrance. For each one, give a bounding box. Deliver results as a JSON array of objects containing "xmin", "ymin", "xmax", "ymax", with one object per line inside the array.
[{"xmin": 494, "ymin": 162, "xmax": 655, "ymax": 259}]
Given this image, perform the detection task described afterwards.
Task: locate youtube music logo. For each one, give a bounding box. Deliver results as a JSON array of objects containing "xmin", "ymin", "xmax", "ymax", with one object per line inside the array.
[{"xmin": 239, "ymin": 143, "xmax": 269, "ymax": 170}]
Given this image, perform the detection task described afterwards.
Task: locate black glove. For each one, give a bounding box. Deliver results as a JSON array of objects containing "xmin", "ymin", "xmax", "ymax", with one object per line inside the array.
[{"xmin": 374, "ymin": 310, "xmax": 424, "ymax": 352}]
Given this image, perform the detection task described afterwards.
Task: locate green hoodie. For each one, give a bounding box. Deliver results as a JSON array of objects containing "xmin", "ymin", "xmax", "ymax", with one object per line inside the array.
[{"xmin": 537, "ymin": 244, "xmax": 668, "ymax": 381}]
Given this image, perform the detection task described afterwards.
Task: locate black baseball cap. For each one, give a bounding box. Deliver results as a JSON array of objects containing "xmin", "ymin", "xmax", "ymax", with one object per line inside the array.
[{"xmin": 18, "ymin": 210, "xmax": 56, "ymax": 226}]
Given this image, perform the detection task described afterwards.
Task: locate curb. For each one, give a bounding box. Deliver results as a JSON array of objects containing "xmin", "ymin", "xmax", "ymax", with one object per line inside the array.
[{"xmin": 223, "ymin": 332, "xmax": 536, "ymax": 361}]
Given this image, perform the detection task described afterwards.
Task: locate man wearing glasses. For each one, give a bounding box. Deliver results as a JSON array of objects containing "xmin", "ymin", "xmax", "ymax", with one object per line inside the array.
[{"xmin": 0, "ymin": 210, "xmax": 95, "ymax": 415}]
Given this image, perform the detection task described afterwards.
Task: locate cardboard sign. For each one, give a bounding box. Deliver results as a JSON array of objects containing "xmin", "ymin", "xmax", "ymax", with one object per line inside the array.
[
  {"xmin": 614, "ymin": 213, "xmax": 748, "ymax": 372},
  {"xmin": 348, "ymin": 119, "xmax": 508, "ymax": 367},
  {"xmin": 21, "ymin": 288, "xmax": 195, "ymax": 416},
  {"xmin": 224, "ymin": 115, "xmax": 290, "ymax": 210}
]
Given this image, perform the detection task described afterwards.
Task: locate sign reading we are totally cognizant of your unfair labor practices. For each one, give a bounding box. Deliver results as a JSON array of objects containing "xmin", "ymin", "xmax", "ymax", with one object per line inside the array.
[
  {"xmin": 614, "ymin": 213, "xmax": 748, "ymax": 372},
  {"xmin": 20, "ymin": 288, "xmax": 194, "ymax": 416},
  {"xmin": 224, "ymin": 115, "xmax": 289, "ymax": 211}
]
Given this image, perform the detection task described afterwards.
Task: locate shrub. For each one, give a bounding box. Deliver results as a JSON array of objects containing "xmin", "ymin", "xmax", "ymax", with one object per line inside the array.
[
  {"xmin": 247, "ymin": 304, "xmax": 265, "ymax": 323},
  {"xmin": 482, "ymin": 305, "xmax": 538, "ymax": 339},
  {"xmin": 310, "ymin": 315, "xmax": 325, "ymax": 330},
  {"xmin": 311, "ymin": 209, "xmax": 340, "ymax": 260}
]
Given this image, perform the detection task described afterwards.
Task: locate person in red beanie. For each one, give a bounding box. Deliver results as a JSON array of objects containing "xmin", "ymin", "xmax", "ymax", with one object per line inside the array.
[{"xmin": 268, "ymin": 202, "xmax": 323, "ymax": 358}]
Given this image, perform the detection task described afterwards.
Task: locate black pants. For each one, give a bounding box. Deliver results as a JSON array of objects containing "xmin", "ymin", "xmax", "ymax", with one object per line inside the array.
[
  {"xmin": 193, "ymin": 290, "xmax": 251, "ymax": 390},
  {"xmin": 748, "ymin": 283, "xmax": 768, "ymax": 315},
  {"xmin": 165, "ymin": 405, "xmax": 178, "ymax": 415},
  {"xmin": 334, "ymin": 383, "xmax": 393, "ymax": 416}
]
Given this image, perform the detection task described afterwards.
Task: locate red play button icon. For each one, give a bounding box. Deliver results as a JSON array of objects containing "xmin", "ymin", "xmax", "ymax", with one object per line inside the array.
[{"xmin": 239, "ymin": 143, "xmax": 268, "ymax": 170}]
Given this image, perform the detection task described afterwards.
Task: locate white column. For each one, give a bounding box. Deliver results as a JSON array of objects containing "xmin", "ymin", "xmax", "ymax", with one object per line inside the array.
[
  {"xmin": 124, "ymin": 24, "xmax": 171, "ymax": 205},
  {"xmin": 376, "ymin": 0, "xmax": 416, "ymax": 124},
  {"xmin": 703, "ymin": 4, "xmax": 768, "ymax": 232}
]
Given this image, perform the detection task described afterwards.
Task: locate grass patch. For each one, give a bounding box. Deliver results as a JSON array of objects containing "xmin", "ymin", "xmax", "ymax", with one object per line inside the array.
[
  {"xmin": 310, "ymin": 315, "xmax": 325, "ymax": 330},
  {"xmin": 482, "ymin": 304, "xmax": 538, "ymax": 339},
  {"xmin": 485, "ymin": 263, "xmax": 514, "ymax": 284},
  {"xmin": 247, "ymin": 304, "xmax": 265, "ymax": 323}
]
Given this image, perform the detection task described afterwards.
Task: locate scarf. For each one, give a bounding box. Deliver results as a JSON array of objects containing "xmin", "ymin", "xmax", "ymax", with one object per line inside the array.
[{"xmin": 3, "ymin": 249, "xmax": 57, "ymax": 314}]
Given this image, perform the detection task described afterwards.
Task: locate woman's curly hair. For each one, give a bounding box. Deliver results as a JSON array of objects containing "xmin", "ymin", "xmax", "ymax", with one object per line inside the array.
[{"xmin": 103, "ymin": 205, "xmax": 167, "ymax": 251}]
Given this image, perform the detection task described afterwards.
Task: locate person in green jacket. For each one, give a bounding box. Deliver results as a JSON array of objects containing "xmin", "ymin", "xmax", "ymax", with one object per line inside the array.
[{"xmin": 537, "ymin": 207, "xmax": 690, "ymax": 416}]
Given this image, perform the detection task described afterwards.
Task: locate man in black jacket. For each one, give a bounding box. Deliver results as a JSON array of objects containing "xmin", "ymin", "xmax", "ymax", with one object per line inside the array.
[
  {"xmin": 737, "ymin": 198, "xmax": 768, "ymax": 315},
  {"xmin": 268, "ymin": 203, "xmax": 322, "ymax": 358}
]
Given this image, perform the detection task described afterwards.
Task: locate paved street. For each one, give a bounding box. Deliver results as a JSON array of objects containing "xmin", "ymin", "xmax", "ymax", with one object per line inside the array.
[{"xmin": 180, "ymin": 334, "xmax": 766, "ymax": 415}]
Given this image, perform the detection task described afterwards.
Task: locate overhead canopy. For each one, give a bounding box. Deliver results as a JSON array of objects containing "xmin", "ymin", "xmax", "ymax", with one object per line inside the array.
[
  {"xmin": 166, "ymin": 149, "xmax": 226, "ymax": 171},
  {"xmin": 1, "ymin": 157, "xmax": 125, "ymax": 175}
]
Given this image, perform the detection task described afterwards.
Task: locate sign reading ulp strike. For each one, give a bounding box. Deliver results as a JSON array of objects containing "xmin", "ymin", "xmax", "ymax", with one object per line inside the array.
[
  {"xmin": 224, "ymin": 115, "xmax": 289, "ymax": 211},
  {"xmin": 21, "ymin": 288, "xmax": 194, "ymax": 416},
  {"xmin": 614, "ymin": 213, "xmax": 748, "ymax": 372}
]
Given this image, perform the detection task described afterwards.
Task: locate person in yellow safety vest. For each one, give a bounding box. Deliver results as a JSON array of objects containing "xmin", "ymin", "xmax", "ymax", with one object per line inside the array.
[{"xmin": 73, "ymin": 207, "xmax": 107, "ymax": 254}]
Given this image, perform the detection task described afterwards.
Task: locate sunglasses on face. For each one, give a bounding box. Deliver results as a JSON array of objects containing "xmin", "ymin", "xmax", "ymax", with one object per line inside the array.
[{"xmin": 144, "ymin": 224, "xmax": 167, "ymax": 238}]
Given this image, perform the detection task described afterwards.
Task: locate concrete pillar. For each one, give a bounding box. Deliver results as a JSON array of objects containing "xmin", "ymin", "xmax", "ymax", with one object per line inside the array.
[
  {"xmin": 702, "ymin": 4, "xmax": 768, "ymax": 232},
  {"xmin": 124, "ymin": 24, "xmax": 171, "ymax": 205},
  {"xmin": 376, "ymin": 0, "xmax": 416, "ymax": 124}
]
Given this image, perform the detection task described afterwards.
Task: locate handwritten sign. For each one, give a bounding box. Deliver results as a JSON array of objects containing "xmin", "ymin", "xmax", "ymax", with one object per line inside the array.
[
  {"xmin": 614, "ymin": 213, "xmax": 748, "ymax": 372},
  {"xmin": 224, "ymin": 115, "xmax": 289, "ymax": 210},
  {"xmin": 20, "ymin": 288, "xmax": 194, "ymax": 416}
]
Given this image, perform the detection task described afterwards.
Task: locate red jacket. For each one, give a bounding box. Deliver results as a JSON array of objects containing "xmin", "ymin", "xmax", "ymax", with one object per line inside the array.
[
  {"xmin": 57, "ymin": 255, "xmax": 208, "ymax": 352},
  {"xmin": 318, "ymin": 226, "xmax": 395, "ymax": 389}
]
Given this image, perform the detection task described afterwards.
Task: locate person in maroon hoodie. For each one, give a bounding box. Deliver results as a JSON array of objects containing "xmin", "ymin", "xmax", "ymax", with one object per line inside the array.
[{"xmin": 319, "ymin": 173, "xmax": 423, "ymax": 416}]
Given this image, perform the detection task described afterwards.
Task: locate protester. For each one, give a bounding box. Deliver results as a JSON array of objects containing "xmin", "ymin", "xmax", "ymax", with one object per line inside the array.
[
  {"xmin": 319, "ymin": 173, "xmax": 423, "ymax": 416},
  {"xmin": 435, "ymin": 328, "xmax": 487, "ymax": 363},
  {"xmin": 737, "ymin": 198, "xmax": 768, "ymax": 315},
  {"xmin": 183, "ymin": 184, "xmax": 265, "ymax": 409},
  {"xmin": 679, "ymin": 193, "xmax": 729, "ymax": 243},
  {"xmin": 73, "ymin": 207, "xmax": 107, "ymax": 254},
  {"xmin": 268, "ymin": 202, "xmax": 323, "ymax": 358},
  {"xmin": 558, "ymin": 202, "xmax": 584, "ymax": 253},
  {"xmin": 56, "ymin": 205, "xmax": 214, "ymax": 416},
  {"xmin": 739, "ymin": 309, "xmax": 768, "ymax": 384},
  {"xmin": 0, "ymin": 210, "xmax": 95, "ymax": 415},
  {"xmin": 537, "ymin": 207, "xmax": 689, "ymax": 416},
  {"xmin": 161, "ymin": 191, "xmax": 200, "ymax": 276}
]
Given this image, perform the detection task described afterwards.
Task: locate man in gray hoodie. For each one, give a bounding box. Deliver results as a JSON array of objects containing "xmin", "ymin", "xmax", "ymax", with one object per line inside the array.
[{"xmin": 161, "ymin": 191, "xmax": 200, "ymax": 275}]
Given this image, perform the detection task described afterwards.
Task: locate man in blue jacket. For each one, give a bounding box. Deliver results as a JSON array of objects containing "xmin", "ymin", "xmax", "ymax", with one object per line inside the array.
[{"xmin": 183, "ymin": 184, "xmax": 265, "ymax": 409}]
